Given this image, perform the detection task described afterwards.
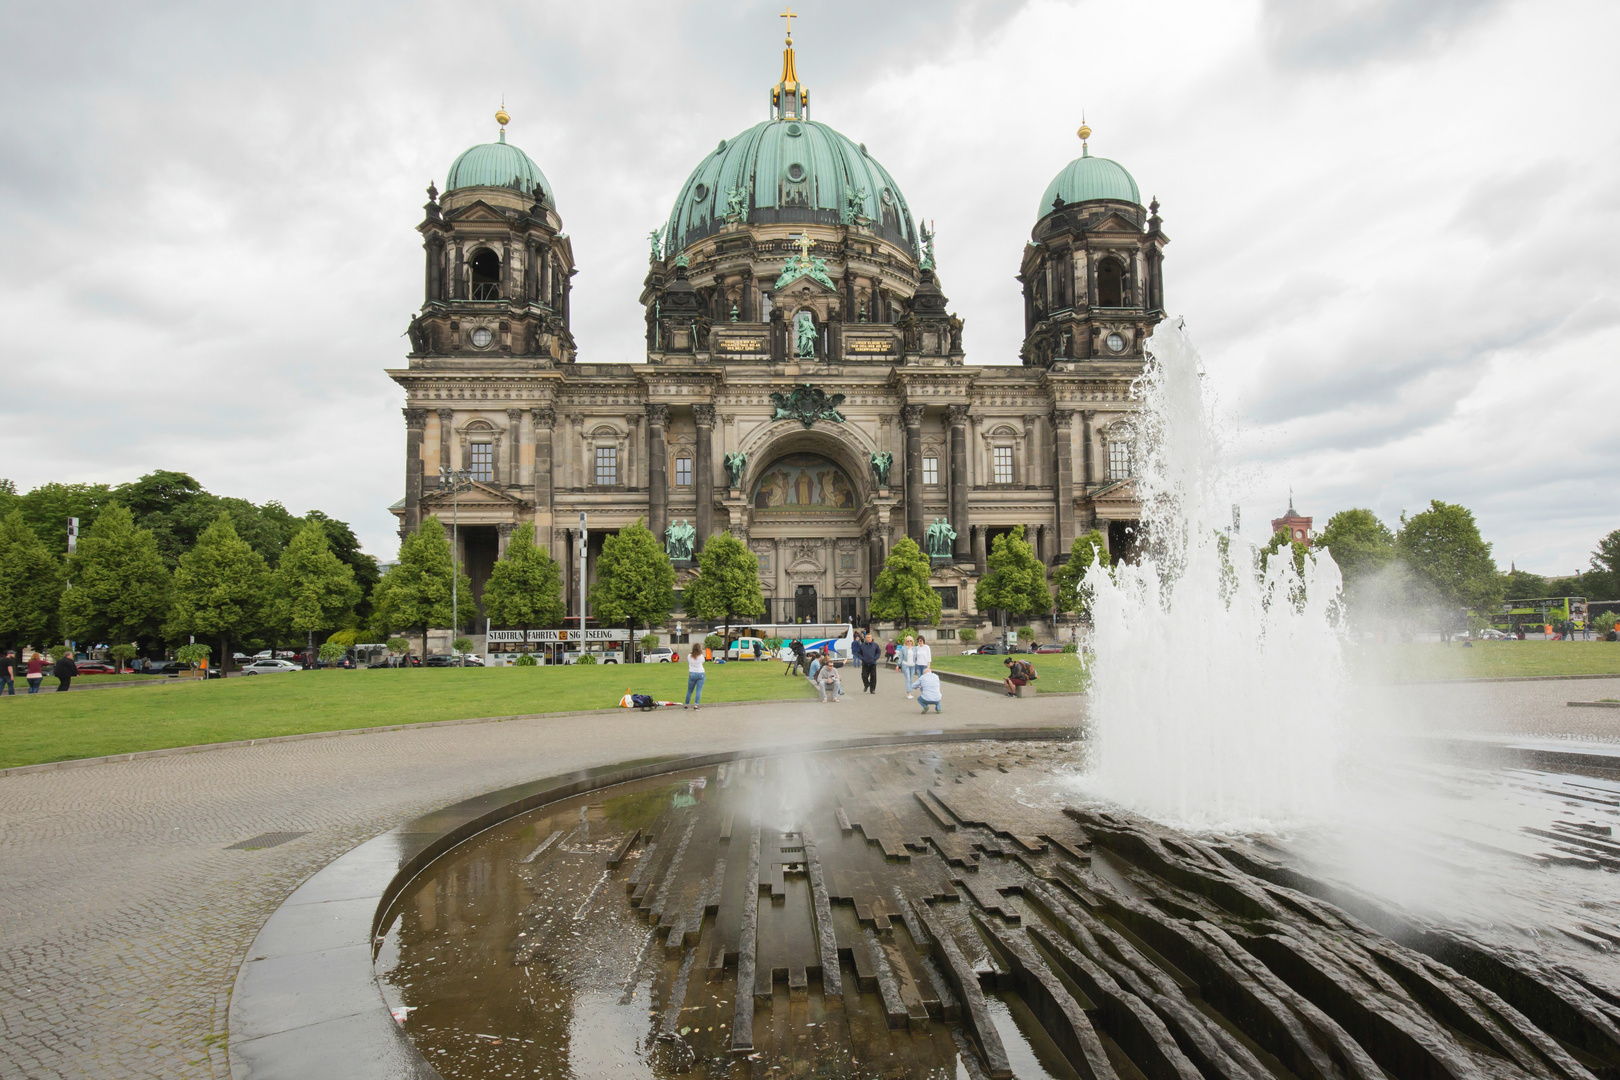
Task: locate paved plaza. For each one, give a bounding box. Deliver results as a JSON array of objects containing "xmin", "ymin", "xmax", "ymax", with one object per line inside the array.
[{"xmin": 0, "ymin": 678, "xmax": 1615, "ymax": 1079}]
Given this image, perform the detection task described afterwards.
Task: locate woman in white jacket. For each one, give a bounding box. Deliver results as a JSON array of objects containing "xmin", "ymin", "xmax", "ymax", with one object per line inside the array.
[{"xmin": 909, "ymin": 637, "xmax": 933, "ymax": 698}]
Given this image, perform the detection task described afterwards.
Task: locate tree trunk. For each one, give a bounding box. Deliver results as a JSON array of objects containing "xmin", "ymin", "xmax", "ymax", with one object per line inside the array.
[{"xmin": 219, "ymin": 633, "xmax": 228, "ymax": 677}]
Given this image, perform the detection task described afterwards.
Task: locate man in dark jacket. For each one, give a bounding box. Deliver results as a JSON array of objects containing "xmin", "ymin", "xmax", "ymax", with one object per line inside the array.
[
  {"xmin": 53, "ymin": 652, "xmax": 79, "ymax": 692},
  {"xmin": 855, "ymin": 631, "xmax": 882, "ymax": 694},
  {"xmin": 0, "ymin": 649, "xmax": 17, "ymax": 695},
  {"xmin": 786, "ymin": 638, "xmax": 807, "ymax": 676}
]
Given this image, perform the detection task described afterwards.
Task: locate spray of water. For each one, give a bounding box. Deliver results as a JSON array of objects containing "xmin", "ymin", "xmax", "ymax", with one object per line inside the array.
[{"xmin": 1079, "ymin": 321, "xmax": 1350, "ymax": 833}]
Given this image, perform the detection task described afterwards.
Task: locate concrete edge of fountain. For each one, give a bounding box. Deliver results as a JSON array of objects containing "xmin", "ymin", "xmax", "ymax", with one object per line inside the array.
[{"xmin": 224, "ymin": 724, "xmax": 1079, "ymax": 1080}]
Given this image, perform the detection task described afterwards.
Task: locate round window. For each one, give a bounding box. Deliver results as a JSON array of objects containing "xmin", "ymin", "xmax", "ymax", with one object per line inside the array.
[
  {"xmin": 1106, "ymin": 332, "xmax": 1126, "ymax": 354},
  {"xmin": 785, "ymin": 122, "xmax": 803, "ymax": 137},
  {"xmin": 880, "ymin": 188, "xmax": 893, "ymax": 205},
  {"xmin": 786, "ymin": 163, "xmax": 806, "ymax": 183},
  {"xmin": 693, "ymin": 183, "xmax": 709, "ymax": 202},
  {"xmin": 471, "ymin": 328, "xmax": 494, "ymax": 348}
]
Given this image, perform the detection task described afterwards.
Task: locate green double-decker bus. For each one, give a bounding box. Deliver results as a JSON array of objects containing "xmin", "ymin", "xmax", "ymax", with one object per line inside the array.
[{"xmin": 1491, "ymin": 596, "xmax": 1588, "ymax": 633}]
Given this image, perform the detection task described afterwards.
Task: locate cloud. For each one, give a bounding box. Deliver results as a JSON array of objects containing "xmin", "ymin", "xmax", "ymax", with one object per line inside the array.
[{"xmin": 1260, "ymin": 0, "xmax": 1509, "ymax": 67}]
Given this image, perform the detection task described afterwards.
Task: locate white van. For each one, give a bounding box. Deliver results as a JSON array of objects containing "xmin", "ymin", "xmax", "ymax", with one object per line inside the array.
[{"xmin": 725, "ymin": 637, "xmax": 769, "ymax": 661}]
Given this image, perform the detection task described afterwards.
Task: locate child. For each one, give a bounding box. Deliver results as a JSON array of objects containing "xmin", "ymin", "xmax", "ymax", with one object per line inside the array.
[{"xmin": 915, "ymin": 666, "xmax": 942, "ymax": 714}]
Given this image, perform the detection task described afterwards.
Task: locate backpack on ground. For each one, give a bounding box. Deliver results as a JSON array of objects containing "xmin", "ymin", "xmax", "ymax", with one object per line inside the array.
[{"xmin": 631, "ymin": 693, "xmax": 657, "ymax": 710}]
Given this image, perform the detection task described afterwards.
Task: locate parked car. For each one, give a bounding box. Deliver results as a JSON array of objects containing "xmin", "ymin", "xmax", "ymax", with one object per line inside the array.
[
  {"xmin": 1033, "ymin": 642, "xmax": 1066, "ymax": 654},
  {"xmin": 972, "ymin": 642, "xmax": 1008, "ymax": 655},
  {"xmin": 1478, "ymin": 628, "xmax": 1512, "ymax": 640},
  {"xmin": 73, "ymin": 660, "xmax": 119, "ymax": 675},
  {"xmin": 641, "ymin": 646, "xmax": 678, "ymax": 663},
  {"xmin": 241, "ymin": 658, "xmax": 300, "ymax": 674},
  {"xmin": 144, "ymin": 660, "xmax": 192, "ymax": 676}
]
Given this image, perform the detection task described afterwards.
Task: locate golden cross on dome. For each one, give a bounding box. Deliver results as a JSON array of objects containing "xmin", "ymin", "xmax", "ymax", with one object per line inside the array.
[
  {"xmin": 795, "ymin": 232, "xmax": 813, "ymax": 259},
  {"xmin": 780, "ymin": 6, "xmax": 797, "ymax": 39}
]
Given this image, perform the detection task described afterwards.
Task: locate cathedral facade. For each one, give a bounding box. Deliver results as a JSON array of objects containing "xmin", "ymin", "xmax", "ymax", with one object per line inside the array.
[{"xmin": 387, "ymin": 32, "xmax": 1166, "ymax": 633}]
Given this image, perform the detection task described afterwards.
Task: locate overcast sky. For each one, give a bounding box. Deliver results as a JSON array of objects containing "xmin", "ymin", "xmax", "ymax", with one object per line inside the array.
[{"xmin": 2, "ymin": 0, "xmax": 1615, "ymax": 574}]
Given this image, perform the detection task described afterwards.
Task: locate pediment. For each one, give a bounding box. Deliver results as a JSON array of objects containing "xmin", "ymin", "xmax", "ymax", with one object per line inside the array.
[
  {"xmin": 1090, "ymin": 478, "xmax": 1138, "ymax": 503},
  {"xmin": 779, "ymin": 273, "xmax": 840, "ymax": 299},
  {"xmin": 1085, "ymin": 211, "xmax": 1143, "ymax": 236},
  {"xmin": 421, "ymin": 480, "xmax": 527, "ymax": 508},
  {"xmin": 445, "ymin": 200, "xmax": 510, "ymax": 225}
]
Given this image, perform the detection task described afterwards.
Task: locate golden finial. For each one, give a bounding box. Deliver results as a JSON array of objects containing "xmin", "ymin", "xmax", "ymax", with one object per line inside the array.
[
  {"xmin": 1077, "ymin": 112, "xmax": 1091, "ymax": 157},
  {"xmin": 780, "ymin": 6, "xmax": 797, "ymax": 42},
  {"xmin": 496, "ymin": 106, "xmax": 511, "ymax": 128}
]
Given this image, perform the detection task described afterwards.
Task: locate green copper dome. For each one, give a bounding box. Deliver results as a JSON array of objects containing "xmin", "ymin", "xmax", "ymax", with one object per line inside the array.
[
  {"xmin": 1038, "ymin": 151, "xmax": 1140, "ymax": 218},
  {"xmin": 445, "ymin": 134, "xmax": 551, "ymax": 198},
  {"xmin": 663, "ymin": 118, "xmax": 917, "ymax": 254}
]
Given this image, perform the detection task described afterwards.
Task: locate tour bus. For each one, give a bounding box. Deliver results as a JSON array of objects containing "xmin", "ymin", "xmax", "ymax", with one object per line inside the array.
[
  {"xmin": 728, "ymin": 623, "xmax": 857, "ymax": 664},
  {"xmin": 1491, "ymin": 597, "xmax": 1587, "ymax": 634}
]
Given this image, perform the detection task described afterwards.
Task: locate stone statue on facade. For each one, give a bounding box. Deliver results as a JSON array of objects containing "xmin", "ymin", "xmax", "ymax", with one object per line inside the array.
[
  {"xmin": 841, "ymin": 185, "xmax": 868, "ymax": 226},
  {"xmin": 869, "ymin": 451, "xmax": 893, "ymax": 488},
  {"xmin": 723, "ymin": 186, "xmax": 747, "ymax": 224},
  {"xmin": 666, "ymin": 519, "xmax": 696, "ymax": 562},
  {"xmin": 919, "ymin": 220, "xmax": 936, "ymax": 271},
  {"xmin": 925, "ymin": 517, "xmax": 957, "ymax": 559},
  {"xmin": 724, "ymin": 451, "xmax": 747, "ymax": 489},
  {"xmin": 647, "ymin": 229, "xmax": 663, "ymax": 262}
]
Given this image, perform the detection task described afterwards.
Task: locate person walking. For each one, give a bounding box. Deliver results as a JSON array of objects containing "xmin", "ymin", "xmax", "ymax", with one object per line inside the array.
[
  {"xmin": 684, "ymin": 641, "xmax": 706, "ymax": 710},
  {"xmin": 915, "ymin": 666, "xmax": 943, "ymax": 714},
  {"xmin": 898, "ymin": 635, "xmax": 919, "ymax": 697},
  {"xmin": 884, "ymin": 639, "xmax": 897, "ymax": 667},
  {"xmin": 53, "ymin": 651, "xmax": 79, "ymax": 692},
  {"xmin": 0, "ymin": 649, "xmax": 17, "ymax": 695},
  {"xmin": 856, "ymin": 630, "xmax": 882, "ymax": 694},
  {"xmin": 25, "ymin": 651, "xmax": 47, "ymax": 694}
]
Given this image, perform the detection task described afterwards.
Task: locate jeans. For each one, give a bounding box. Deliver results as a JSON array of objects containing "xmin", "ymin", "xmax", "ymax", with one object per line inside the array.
[
  {"xmin": 27, "ymin": 677, "xmax": 42, "ymax": 694},
  {"xmin": 685, "ymin": 672, "xmax": 705, "ymax": 705},
  {"xmin": 919, "ymin": 696, "xmax": 941, "ymax": 713},
  {"xmin": 902, "ymin": 664, "xmax": 918, "ymax": 692},
  {"xmin": 1, "ymin": 674, "xmax": 13, "ymax": 694}
]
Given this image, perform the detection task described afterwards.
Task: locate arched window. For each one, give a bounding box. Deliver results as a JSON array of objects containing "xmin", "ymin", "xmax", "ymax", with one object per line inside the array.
[
  {"xmin": 1096, "ymin": 258, "xmax": 1125, "ymax": 307},
  {"xmin": 470, "ymin": 249, "xmax": 501, "ymax": 301},
  {"xmin": 675, "ymin": 455, "xmax": 693, "ymax": 487}
]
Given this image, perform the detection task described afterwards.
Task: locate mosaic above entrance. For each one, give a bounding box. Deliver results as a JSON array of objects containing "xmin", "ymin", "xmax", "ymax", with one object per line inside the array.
[{"xmin": 751, "ymin": 453, "xmax": 857, "ymax": 513}]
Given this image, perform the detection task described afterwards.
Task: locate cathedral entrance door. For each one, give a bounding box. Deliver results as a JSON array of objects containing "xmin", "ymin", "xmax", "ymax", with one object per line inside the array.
[{"xmin": 795, "ymin": 585, "xmax": 818, "ymax": 623}]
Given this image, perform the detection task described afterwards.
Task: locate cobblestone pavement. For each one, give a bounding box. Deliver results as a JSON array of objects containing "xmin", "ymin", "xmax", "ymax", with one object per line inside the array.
[
  {"xmin": 1, "ymin": 677, "xmax": 1614, "ymax": 1080},
  {"xmin": 0, "ymin": 689, "xmax": 1078, "ymax": 1080}
]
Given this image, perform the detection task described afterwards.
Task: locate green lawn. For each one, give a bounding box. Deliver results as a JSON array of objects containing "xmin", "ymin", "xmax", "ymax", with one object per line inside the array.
[
  {"xmin": 931, "ymin": 653, "xmax": 1088, "ymax": 693},
  {"xmin": 0, "ymin": 660, "xmax": 817, "ymax": 769},
  {"xmin": 1349, "ymin": 640, "xmax": 1620, "ymax": 682}
]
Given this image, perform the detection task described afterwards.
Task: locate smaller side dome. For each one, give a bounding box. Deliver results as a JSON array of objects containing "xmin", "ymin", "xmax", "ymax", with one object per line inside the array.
[
  {"xmin": 1037, "ymin": 125, "xmax": 1138, "ymax": 218},
  {"xmin": 445, "ymin": 113, "xmax": 552, "ymax": 199}
]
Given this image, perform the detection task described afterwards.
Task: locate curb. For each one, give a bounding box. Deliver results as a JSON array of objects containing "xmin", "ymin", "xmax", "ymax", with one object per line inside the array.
[
  {"xmin": 1397, "ymin": 673, "xmax": 1620, "ymax": 685},
  {"xmin": 1567, "ymin": 701, "xmax": 1620, "ymax": 709}
]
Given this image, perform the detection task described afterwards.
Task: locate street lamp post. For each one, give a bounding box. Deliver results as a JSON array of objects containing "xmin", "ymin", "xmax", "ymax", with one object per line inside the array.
[
  {"xmin": 578, "ymin": 511, "xmax": 588, "ymax": 658},
  {"xmin": 439, "ymin": 466, "xmax": 473, "ymax": 666}
]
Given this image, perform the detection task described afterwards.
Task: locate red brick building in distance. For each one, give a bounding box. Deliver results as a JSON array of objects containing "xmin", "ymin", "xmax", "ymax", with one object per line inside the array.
[{"xmin": 1271, "ymin": 497, "xmax": 1312, "ymax": 543}]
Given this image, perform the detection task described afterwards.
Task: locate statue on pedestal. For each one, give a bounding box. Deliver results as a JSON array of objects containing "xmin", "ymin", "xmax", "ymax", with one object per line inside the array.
[
  {"xmin": 869, "ymin": 451, "xmax": 893, "ymax": 488},
  {"xmin": 724, "ymin": 451, "xmax": 748, "ymax": 489},
  {"xmin": 666, "ymin": 519, "xmax": 696, "ymax": 562},
  {"xmin": 925, "ymin": 517, "xmax": 957, "ymax": 559}
]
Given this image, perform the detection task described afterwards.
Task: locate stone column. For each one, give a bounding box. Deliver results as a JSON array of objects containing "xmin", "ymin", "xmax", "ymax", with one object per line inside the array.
[
  {"xmin": 437, "ymin": 409, "xmax": 453, "ymax": 476},
  {"xmin": 902, "ymin": 403, "xmax": 925, "ymax": 546},
  {"xmin": 647, "ymin": 403, "xmax": 669, "ymax": 541},
  {"xmin": 693, "ymin": 404, "xmax": 716, "ymax": 551},
  {"xmin": 740, "ymin": 268, "xmax": 753, "ymax": 322},
  {"xmin": 867, "ymin": 527, "xmax": 883, "ymax": 591},
  {"xmin": 971, "ymin": 524, "xmax": 987, "ymax": 575},
  {"xmin": 624, "ymin": 413, "xmax": 640, "ymax": 490},
  {"xmin": 532, "ymin": 407, "xmax": 555, "ymax": 508},
  {"xmin": 403, "ymin": 408, "xmax": 427, "ymax": 534},
  {"xmin": 1055, "ymin": 409, "xmax": 1077, "ymax": 554},
  {"xmin": 507, "ymin": 409, "xmax": 523, "ymax": 487},
  {"xmin": 1022, "ymin": 414, "xmax": 1043, "ymax": 488},
  {"xmin": 496, "ymin": 522, "xmax": 514, "ymax": 560},
  {"xmin": 1081, "ymin": 409, "xmax": 1095, "ymax": 487},
  {"xmin": 947, "ymin": 405, "xmax": 970, "ymax": 561}
]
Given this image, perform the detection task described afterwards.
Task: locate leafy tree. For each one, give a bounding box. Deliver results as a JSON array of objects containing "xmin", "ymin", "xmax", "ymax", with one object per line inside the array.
[
  {"xmin": 589, "ymin": 520, "xmax": 677, "ymax": 662},
  {"xmin": 12, "ymin": 481, "xmax": 115, "ymax": 554},
  {"xmin": 1259, "ymin": 528, "xmax": 1311, "ymax": 578},
  {"xmin": 271, "ymin": 520, "xmax": 361, "ymax": 654},
  {"xmin": 1051, "ymin": 529, "xmax": 1106, "ymax": 617},
  {"xmin": 1593, "ymin": 529, "xmax": 1620, "ymax": 583},
  {"xmin": 0, "ymin": 511, "xmax": 64, "ymax": 650},
  {"xmin": 872, "ymin": 538, "xmax": 942, "ymax": 629},
  {"xmin": 1501, "ymin": 567, "xmax": 1549, "ymax": 600},
  {"xmin": 1397, "ymin": 500, "xmax": 1504, "ymax": 636},
  {"xmin": 371, "ymin": 516, "xmax": 468, "ymax": 658},
  {"xmin": 640, "ymin": 633, "xmax": 660, "ymax": 651},
  {"xmin": 1316, "ymin": 509, "xmax": 1395, "ymax": 584},
  {"xmin": 958, "ymin": 627, "xmax": 977, "ymax": 644},
  {"xmin": 317, "ymin": 641, "xmax": 347, "ymax": 665},
  {"xmin": 451, "ymin": 636, "xmax": 475, "ymax": 663},
  {"xmin": 306, "ymin": 511, "xmax": 381, "ymax": 621},
  {"xmin": 112, "ymin": 471, "xmax": 213, "ymax": 566},
  {"xmin": 175, "ymin": 642, "xmax": 210, "ymax": 674},
  {"xmin": 109, "ymin": 643, "xmax": 138, "ymax": 671},
  {"xmin": 166, "ymin": 514, "xmax": 272, "ymax": 672},
  {"xmin": 684, "ymin": 532, "xmax": 764, "ymax": 649},
  {"xmin": 386, "ymin": 637, "xmax": 409, "ymax": 658},
  {"xmin": 1017, "ymin": 626, "xmax": 1036, "ymax": 644},
  {"xmin": 480, "ymin": 522, "xmax": 565, "ymax": 641},
  {"xmin": 974, "ymin": 526, "xmax": 1050, "ymax": 623},
  {"xmin": 574, "ymin": 651, "xmax": 598, "ymax": 664},
  {"xmin": 59, "ymin": 504, "xmax": 172, "ymax": 650},
  {"xmin": 704, "ymin": 634, "xmax": 723, "ymax": 651},
  {"xmin": 513, "ymin": 652, "xmax": 538, "ymax": 666}
]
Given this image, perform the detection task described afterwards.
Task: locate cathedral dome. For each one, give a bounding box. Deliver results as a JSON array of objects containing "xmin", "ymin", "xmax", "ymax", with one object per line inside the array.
[
  {"xmin": 663, "ymin": 118, "xmax": 917, "ymax": 254},
  {"xmin": 1037, "ymin": 125, "xmax": 1139, "ymax": 217},
  {"xmin": 445, "ymin": 112, "xmax": 552, "ymax": 198}
]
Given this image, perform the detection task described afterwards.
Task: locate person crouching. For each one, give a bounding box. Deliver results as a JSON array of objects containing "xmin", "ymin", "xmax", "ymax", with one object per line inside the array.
[{"xmin": 915, "ymin": 666, "xmax": 942, "ymax": 714}]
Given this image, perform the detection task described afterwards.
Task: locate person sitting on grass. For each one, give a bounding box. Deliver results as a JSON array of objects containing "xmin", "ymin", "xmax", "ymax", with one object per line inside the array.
[
  {"xmin": 1003, "ymin": 656, "xmax": 1036, "ymax": 696},
  {"xmin": 915, "ymin": 666, "xmax": 942, "ymax": 714}
]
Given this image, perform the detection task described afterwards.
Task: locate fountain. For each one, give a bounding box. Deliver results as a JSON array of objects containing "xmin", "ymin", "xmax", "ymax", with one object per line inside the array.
[{"xmin": 361, "ymin": 323, "xmax": 1620, "ymax": 1079}]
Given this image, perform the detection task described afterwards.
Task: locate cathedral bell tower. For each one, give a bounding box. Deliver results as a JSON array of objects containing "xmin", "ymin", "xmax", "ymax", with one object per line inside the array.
[
  {"xmin": 1019, "ymin": 123, "xmax": 1167, "ymax": 366},
  {"xmin": 407, "ymin": 108, "xmax": 577, "ymax": 363}
]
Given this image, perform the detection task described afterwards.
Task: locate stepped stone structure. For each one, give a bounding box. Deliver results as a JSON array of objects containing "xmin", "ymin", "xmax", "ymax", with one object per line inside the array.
[{"xmin": 387, "ymin": 29, "xmax": 1167, "ymax": 631}]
